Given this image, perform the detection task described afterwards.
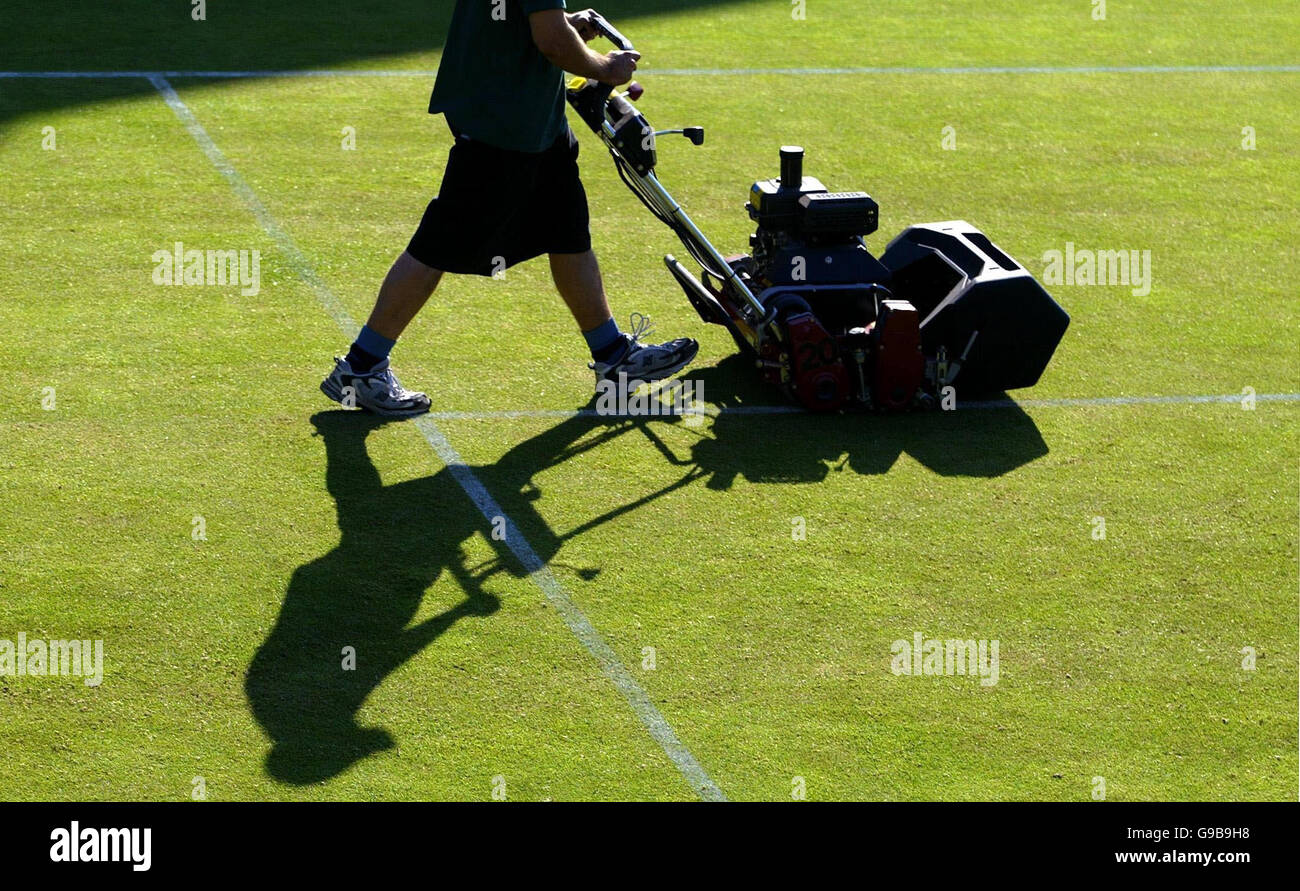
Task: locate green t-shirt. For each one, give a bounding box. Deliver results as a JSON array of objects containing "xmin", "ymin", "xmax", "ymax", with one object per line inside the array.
[{"xmin": 428, "ymin": 0, "xmax": 569, "ymax": 153}]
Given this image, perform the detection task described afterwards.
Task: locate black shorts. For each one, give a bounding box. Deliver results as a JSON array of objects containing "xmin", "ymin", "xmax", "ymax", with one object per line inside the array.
[{"xmin": 405, "ymin": 126, "xmax": 592, "ymax": 276}]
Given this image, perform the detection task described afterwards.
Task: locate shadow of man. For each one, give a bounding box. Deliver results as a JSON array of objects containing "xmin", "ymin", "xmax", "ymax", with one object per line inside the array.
[
  {"xmin": 245, "ymin": 411, "xmax": 498, "ymax": 783},
  {"xmin": 246, "ymin": 409, "xmax": 624, "ymax": 785}
]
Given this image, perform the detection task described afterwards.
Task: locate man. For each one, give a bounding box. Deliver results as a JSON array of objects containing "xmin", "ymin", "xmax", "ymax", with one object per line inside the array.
[{"xmin": 322, "ymin": 1, "xmax": 699, "ymax": 417}]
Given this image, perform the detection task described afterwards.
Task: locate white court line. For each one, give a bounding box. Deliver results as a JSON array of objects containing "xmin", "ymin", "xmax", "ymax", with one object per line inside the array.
[
  {"xmin": 3, "ymin": 64, "xmax": 1298, "ymax": 79},
  {"xmin": 423, "ymin": 392, "xmax": 1300, "ymax": 421},
  {"xmin": 653, "ymin": 64, "xmax": 1300, "ymax": 76},
  {"xmin": 995, "ymin": 392, "xmax": 1300, "ymax": 408},
  {"xmin": 148, "ymin": 74, "xmax": 725, "ymax": 802}
]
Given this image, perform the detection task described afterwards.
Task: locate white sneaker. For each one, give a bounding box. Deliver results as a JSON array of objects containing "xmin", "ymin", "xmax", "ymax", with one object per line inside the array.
[
  {"xmin": 320, "ymin": 357, "xmax": 431, "ymax": 418},
  {"xmin": 589, "ymin": 314, "xmax": 699, "ymax": 389}
]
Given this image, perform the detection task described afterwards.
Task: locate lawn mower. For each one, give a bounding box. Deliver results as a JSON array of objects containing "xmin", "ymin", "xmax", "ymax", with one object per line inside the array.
[{"xmin": 566, "ymin": 16, "xmax": 1070, "ymax": 412}]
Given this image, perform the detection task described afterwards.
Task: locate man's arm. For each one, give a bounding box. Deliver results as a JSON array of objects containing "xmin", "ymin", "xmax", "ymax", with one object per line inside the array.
[{"xmin": 529, "ymin": 8, "xmax": 639, "ymax": 85}]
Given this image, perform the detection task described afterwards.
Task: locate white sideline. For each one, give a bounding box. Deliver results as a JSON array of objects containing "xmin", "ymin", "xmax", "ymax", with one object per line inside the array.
[
  {"xmin": 421, "ymin": 392, "xmax": 1300, "ymax": 421},
  {"xmin": 4, "ymin": 64, "xmax": 1299, "ymax": 79},
  {"xmin": 148, "ymin": 74, "xmax": 726, "ymax": 802}
]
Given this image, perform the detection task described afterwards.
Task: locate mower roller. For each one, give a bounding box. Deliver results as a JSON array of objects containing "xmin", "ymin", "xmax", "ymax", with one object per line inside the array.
[{"xmin": 566, "ymin": 16, "xmax": 1069, "ymax": 411}]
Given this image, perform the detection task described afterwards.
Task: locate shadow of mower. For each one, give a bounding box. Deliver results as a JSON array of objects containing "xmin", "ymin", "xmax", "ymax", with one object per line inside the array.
[{"xmin": 657, "ymin": 353, "xmax": 1049, "ymax": 489}]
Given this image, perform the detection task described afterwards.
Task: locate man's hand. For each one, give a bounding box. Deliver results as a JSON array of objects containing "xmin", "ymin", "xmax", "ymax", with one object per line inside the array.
[
  {"xmin": 601, "ymin": 49, "xmax": 640, "ymax": 86},
  {"xmin": 567, "ymin": 8, "xmax": 599, "ymax": 41}
]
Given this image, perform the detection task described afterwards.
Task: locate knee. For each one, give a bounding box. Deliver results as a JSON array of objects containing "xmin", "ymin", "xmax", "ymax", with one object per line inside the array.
[{"xmin": 393, "ymin": 251, "xmax": 443, "ymax": 291}]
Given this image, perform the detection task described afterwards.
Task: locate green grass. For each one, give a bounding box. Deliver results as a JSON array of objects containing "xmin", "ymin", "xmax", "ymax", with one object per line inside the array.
[{"xmin": 0, "ymin": 0, "xmax": 1296, "ymax": 800}]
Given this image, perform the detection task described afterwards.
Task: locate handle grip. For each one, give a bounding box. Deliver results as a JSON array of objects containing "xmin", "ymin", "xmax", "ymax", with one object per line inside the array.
[{"xmin": 589, "ymin": 13, "xmax": 633, "ymax": 51}]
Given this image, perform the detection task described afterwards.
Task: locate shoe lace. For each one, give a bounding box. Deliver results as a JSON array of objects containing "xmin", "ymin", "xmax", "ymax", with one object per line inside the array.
[
  {"xmin": 365, "ymin": 366, "xmax": 403, "ymax": 395},
  {"xmin": 627, "ymin": 312, "xmax": 654, "ymax": 344}
]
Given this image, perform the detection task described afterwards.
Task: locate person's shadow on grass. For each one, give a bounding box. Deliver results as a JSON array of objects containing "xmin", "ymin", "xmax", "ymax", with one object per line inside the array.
[
  {"xmin": 244, "ymin": 411, "xmax": 495, "ymax": 784},
  {"xmin": 245, "ymin": 408, "xmax": 622, "ymax": 785}
]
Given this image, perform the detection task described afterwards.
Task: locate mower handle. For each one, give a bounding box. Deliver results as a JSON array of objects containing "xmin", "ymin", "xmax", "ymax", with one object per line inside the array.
[
  {"xmin": 577, "ymin": 14, "xmax": 634, "ymax": 109},
  {"xmin": 588, "ymin": 13, "xmax": 634, "ymax": 52}
]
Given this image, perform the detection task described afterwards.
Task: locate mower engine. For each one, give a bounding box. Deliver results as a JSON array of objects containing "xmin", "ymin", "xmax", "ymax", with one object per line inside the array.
[{"xmin": 740, "ymin": 146, "xmax": 920, "ymax": 411}]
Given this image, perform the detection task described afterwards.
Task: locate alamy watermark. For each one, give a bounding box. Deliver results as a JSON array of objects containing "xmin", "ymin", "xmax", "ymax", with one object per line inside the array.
[
  {"xmin": 50, "ymin": 822, "xmax": 150, "ymax": 871},
  {"xmin": 594, "ymin": 372, "xmax": 705, "ymax": 426},
  {"xmin": 1042, "ymin": 242, "xmax": 1151, "ymax": 296},
  {"xmin": 152, "ymin": 241, "xmax": 261, "ymax": 296},
  {"xmin": 0, "ymin": 633, "xmax": 103, "ymax": 686},
  {"xmin": 890, "ymin": 631, "xmax": 999, "ymax": 687}
]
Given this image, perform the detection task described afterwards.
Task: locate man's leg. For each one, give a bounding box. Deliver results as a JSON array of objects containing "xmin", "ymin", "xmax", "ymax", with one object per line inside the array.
[
  {"xmin": 321, "ymin": 250, "xmax": 440, "ymax": 417},
  {"xmin": 549, "ymin": 249, "xmax": 610, "ymax": 331},
  {"xmin": 549, "ymin": 249, "xmax": 699, "ymax": 385},
  {"xmin": 549, "ymin": 250, "xmax": 627, "ymax": 365},
  {"xmin": 345, "ymin": 251, "xmax": 444, "ymax": 373}
]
